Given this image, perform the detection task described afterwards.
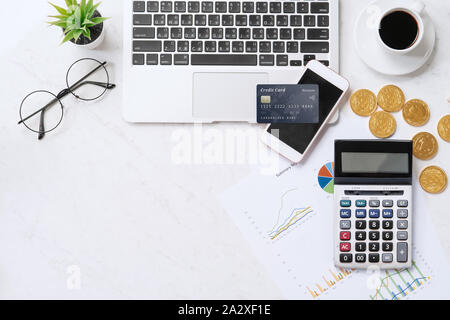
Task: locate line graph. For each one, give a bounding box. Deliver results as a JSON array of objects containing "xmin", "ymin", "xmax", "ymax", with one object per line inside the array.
[
  {"xmin": 268, "ymin": 206, "xmax": 314, "ymax": 240},
  {"xmin": 370, "ymin": 261, "xmax": 431, "ymax": 300}
]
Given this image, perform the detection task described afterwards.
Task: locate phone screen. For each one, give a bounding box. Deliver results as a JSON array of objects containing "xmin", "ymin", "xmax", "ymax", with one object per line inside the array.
[{"xmin": 266, "ymin": 69, "xmax": 344, "ymax": 154}]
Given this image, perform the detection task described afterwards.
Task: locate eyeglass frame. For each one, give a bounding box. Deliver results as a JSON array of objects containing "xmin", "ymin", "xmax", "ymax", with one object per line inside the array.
[{"xmin": 18, "ymin": 58, "xmax": 116, "ymax": 140}]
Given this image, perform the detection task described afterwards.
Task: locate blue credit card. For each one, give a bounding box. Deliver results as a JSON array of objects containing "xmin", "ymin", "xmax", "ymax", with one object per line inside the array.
[{"xmin": 257, "ymin": 84, "xmax": 319, "ymax": 124}]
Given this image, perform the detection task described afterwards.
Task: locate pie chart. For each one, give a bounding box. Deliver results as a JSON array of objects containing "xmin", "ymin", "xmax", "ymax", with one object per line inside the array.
[{"xmin": 318, "ymin": 162, "xmax": 335, "ymax": 194}]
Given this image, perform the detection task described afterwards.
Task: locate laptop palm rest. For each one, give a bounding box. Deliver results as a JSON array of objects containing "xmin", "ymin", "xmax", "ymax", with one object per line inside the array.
[{"xmin": 192, "ymin": 72, "xmax": 269, "ymax": 122}]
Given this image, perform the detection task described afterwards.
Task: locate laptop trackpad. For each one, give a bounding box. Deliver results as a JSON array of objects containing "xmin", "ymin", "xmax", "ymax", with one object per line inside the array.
[{"xmin": 193, "ymin": 73, "xmax": 269, "ymax": 122}]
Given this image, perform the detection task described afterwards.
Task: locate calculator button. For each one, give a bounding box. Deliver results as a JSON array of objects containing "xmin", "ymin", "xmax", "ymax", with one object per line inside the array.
[
  {"xmin": 369, "ymin": 253, "xmax": 380, "ymax": 263},
  {"xmin": 397, "ymin": 242, "xmax": 408, "ymax": 263},
  {"xmin": 382, "ymin": 200, "xmax": 393, "ymax": 207},
  {"xmin": 340, "ymin": 200, "xmax": 351, "ymax": 207},
  {"xmin": 355, "ymin": 242, "xmax": 366, "ymax": 252},
  {"xmin": 382, "ymin": 221, "xmax": 393, "ymax": 230},
  {"xmin": 382, "ymin": 253, "xmax": 393, "ymax": 263},
  {"xmin": 397, "ymin": 220, "xmax": 408, "ymax": 230},
  {"xmin": 355, "ymin": 254, "xmax": 366, "ymax": 263},
  {"xmin": 369, "ymin": 209, "xmax": 380, "ymax": 218},
  {"xmin": 397, "ymin": 209, "xmax": 408, "ymax": 218},
  {"xmin": 355, "ymin": 209, "xmax": 366, "ymax": 218},
  {"xmin": 340, "ymin": 220, "xmax": 351, "ymax": 230},
  {"xmin": 369, "ymin": 200, "xmax": 380, "ymax": 207},
  {"xmin": 355, "ymin": 220, "xmax": 366, "ymax": 230},
  {"xmin": 369, "ymin": 231, "xmax": 379, "ymax": 241},
  {"xmin": 369, "ymin": 220, "xmax": 380, "ymax": 230},
  {"xmin": 369, "ymin": 242, "xmax": 380, "ymax": 252},
  {"xmin": 383, "ymin": 242, "xmax": 393, "ymax": 251},
  {"xmin": 340, "ymin": 231, "xmax": 351, "ymax": 241},
  {"xmin": 340, "ymin": 209, "xmax": 351, "ymax": 218},
  {"xmin": 382, "ymin": 209, "xmax": 393, "ymax": 218},
  {"xmin": 382, "ymin": 231, "xmax": 393, "ymax": 240},
  {"xmin": 397, "ymin": 231, "xmax": 408, "ymax": 240},
  {"xmin": 355, "ymin": 231, "xmax": 366, "ymax": 240},
  {"xmin": 340, "ymin": 243, "xmax": 351, "ymax": 252},
  {"xmin": 397, "ymin": 200, "xmax": 408, "ymax": 207},
  {"xmin": 340, "ymin": 254, "xmax": 353, "ymax": 263},
  {"xmin": 356, "ymin": 200, "xmax": 367, "ymax": 207}
]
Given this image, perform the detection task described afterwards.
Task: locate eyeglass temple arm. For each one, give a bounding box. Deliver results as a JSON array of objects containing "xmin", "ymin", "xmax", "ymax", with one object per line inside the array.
[{"xmin": 38, "ymin": 111, "xmax": 46, "ymax": 140}]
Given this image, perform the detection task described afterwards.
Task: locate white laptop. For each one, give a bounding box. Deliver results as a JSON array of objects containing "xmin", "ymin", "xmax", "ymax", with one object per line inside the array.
[{"xmin": 123, "ymin": 0, "xmax": 339, "ymax": 123}]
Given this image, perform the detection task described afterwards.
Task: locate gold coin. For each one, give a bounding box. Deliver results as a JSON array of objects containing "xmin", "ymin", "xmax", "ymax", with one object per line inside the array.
[
  {"xmin": 402, "ymin": 99, "xmax": 430, "ymax": 126},
  {"xmin": 369, "ymin": 111, "xmax": 397, "ymax": 138},
  {"xmin": 350, "ymin": 89, "xmax": 377, "ymax": 116},
  {"xmin": 412, "ymin": 132, "xmax": 438, "ymax": 160},
  {"xmin": 377, "ymin": 85, "xmax": 405, "ymax": 112},
  {"xmin": 437, "ymin": 115, "xmax": 450, "ymax": 142},
  {"xmin": 420, "ymin": 166, "xmax": 448, "ymax": 194}
]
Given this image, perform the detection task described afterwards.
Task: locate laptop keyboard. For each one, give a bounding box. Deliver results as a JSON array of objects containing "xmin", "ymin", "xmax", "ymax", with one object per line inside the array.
[{"xmin": 131, "ymin": 1, "xmax": 332, "ymax": 66}]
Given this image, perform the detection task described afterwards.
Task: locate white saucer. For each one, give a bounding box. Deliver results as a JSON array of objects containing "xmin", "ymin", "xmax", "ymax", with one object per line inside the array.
[{"xmin": 354, "ymin": 0, "xmax": 435, "ymax": 76}]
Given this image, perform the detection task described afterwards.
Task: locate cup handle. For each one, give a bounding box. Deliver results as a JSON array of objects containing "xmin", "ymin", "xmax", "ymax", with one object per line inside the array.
[{"xmin": 411, "ymin": 1, "xmax": 425, "ymax": 15}]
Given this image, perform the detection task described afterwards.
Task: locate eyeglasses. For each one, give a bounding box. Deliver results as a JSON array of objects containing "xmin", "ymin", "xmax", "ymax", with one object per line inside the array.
[{"xmin": 18, "ymin": 58, "xmax": 116, "ymax": 140}]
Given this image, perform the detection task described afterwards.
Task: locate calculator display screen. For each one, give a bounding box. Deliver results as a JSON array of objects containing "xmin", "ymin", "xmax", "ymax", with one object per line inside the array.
[{"xmin": 341, "ymin": 152, "xmax": 409, "ymax": 174}]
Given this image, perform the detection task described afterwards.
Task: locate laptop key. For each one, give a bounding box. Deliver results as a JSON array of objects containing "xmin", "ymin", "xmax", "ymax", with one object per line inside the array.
[
  {"xmin": 133, "ymin": 1, "xmax": 145, "ymax": 12},
  {"xmin": 243, "ymin": 2, "xmax": 255, "ymax": 13},
  {"xmin": 146, "ymin": 54, "xmax": 158, "ymax": 65},
  {"xmin": 133, "ymin": 40, "xmax": 162, "ymax": 52},
  {"xmin": 280, "ymin": 28, "xmax": 292, "ymax": 40},
  {"xmin": 160, "ymin": 54, "xmax": 172, "ymax": 65},
  {"xmin": 208, "ymin": 14, "xmax": 220, "ymax": 26},
  {"xmin": 195, "ymin": 14, "xmax": 207, "ymax": 26},
  {"xmin": 260, "ymin": 55, "xmax": 275, "ymax": 66},
  {"xmin": 273, "ymin": 42, "xmax": 285, "ymax": 53},
  {"xmin": 167, "ymin": 15, "xmax": 180, "ymax": 26},
  {"xmin": 318, "ymin": 15, "xmax": 329, "ymax": 27},
  {"xmin": 308, "ymin": 29, "xmax": 329, "ymax": 40},
  {"xmin": 304, "ymin": 15, "xmax": 316, "ymax": 27},
  {"xmin": 276, "ymin": 55, "xmax": 288, "ymax": 66},
  {"xmin": 198, "ymin": 28, "xmax": 210, "ymax": 39},
  {"xmin": 188, "ymin": 1, "xmax": 200, "ymax": 13},
  {"xmin": 229, "ymin": 2, "xmax": 241, "ymax": 13},
  {"xmin": 297, "ymin": 2, "xmax": 309, "ymax": 13},
  {"xmin": 236, "ymin": 15, "xmax": 248, "ymax": 26},
  {"xmin": 161, "ymin": 1, "xmax": 173, "ymax": 12},
  {"xmin": 259, "ymin": 41, "xmax": 271, "ymax": 53},
  {"xmin": 301, "ymin": 42, "xmax": 329, "ymax": 53},
  {"xmin": 290, "ymin": 15, "xmax": 302, "ymax": 27},
  {"xmin": 184, "ymin": 28, "xmax": 196, "ymax": 39},
  {"xmin": 205, "ymin": 41, "xmax": 217, "ymax": 52},
  {"xmin": 256, "ymin": 2, "xmax": 268, "ymax": 13},
  {"xmin": 211, "ymin": 28, "xmax": 223, "ymax": 39},
  {"xmin": 266, "ymin": 28, "xmax": 278, "ymax": 40},
  {"xmin": 218, "ymin": 41, "xmax": 230, "ymax": 52},
  {"xmin": 153, "ymin": 14, "xmax": 165, "ymax": 25},
  {"xmin": 181, "ymin": 14, "xmax": 193, "ymax": 25},
  {"xmin": 287, "ymin": 42, "xmax": 298, "ymax": 53},
  {"xmin": 164, "ymin": 40, "xmax": 176, "ymax": 52},
  {"xmin": 133, "ymin": 14, "xmax": 152, "ymax": 25},
  {"xmin": 293, "ymin": 28, "xmax": 305, "ymax": 40},
  {"xmin": 171, "ymin": 28, "xmax": 182, "ymax": 39},
  {"xmin": 147, "ymin": 1, "xmax": 159, "ymax": 12},
  {"xmin": 133, "ymin": 27, "xmax": 155, "ymax": 39},
  {"xmin": 191, "ymin": 41, "xmax": 203, "ymax": 52},
  {"xmin": 225, "ymin": 28, "xmax": 237, "ymax": 39},
  {"xmin": 191, "ymin": 54, "xmax": 257, "ymax": 66},
  {"xmin": 202, "ymin": 1, "xmax": 214, "ymax": 13},
  {"xmin": 283, "ymin": 2, "xmax": 295, "ymax": 13},
  {"xmin": 276, "ymin": 15, "xmax": 288, "ymax": 26},
  {"xmin": 311, "ymin": 2, "xmax": 329, "ymax": 14},
  {"xmin": 177, "ymin": 41, "xmax": 189, "ymax": 52},
  {"xmin": 270, "ymin": 2, "xmax": 281, "ymax": 13},
  {"xmin": 239, "ymin": 28, "xmax": 251, "ymax": 39},
  {"xmin": 232, "ymin": 41, "xmax": 244, "ymax": 52},
  {"xmin": 174, "ymin": 54, "xmax": 189, "ymax": 65},
  {"xmin": 174, "ymin": 2, "xmax": 187, "ymax": 13},
  {"xmin": 253, "ymin": 28, "xmax": 264, "ymax": 39},
  {"xmin": 249, "ymin": 15, "xmax": 261, "ymax": 26},
  {"xmin": 215, "ymin": 2, "xmax": 227, "ymax": 13},
  {"xmin": 245, "ymin": 41, "xmax": 257, "ymax": 52},
  {"xmin": 263, "ymin": 15, "xmax": 275, "ymax": 26},
  {"xmin": 157, "ymin": 27, "xmax": 169, "ymax": 39},
  {"xmin": 133, "ymin": 54, "xmax": 145, "ymax": 65}
]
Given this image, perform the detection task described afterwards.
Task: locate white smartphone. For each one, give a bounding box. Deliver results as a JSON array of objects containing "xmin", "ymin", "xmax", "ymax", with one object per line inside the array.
[{"xmin": 261, "ymin": 60, "xmax": 350, "ymax": 163}]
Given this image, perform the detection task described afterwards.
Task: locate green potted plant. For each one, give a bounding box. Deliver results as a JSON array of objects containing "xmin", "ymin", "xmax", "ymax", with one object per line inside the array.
[{"xmin": 48, "ymin": 0, "xmax": 109, "ymax": 49}]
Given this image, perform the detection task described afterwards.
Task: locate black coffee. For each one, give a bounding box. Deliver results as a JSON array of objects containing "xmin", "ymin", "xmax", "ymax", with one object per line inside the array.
[{"xmin": 379, "ymin": 11, "xmax": 419, "ymax": 50}]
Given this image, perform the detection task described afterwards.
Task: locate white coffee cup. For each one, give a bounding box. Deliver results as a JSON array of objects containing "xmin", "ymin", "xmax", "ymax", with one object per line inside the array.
[{"xmin": 377, "ymin": 1, "xmax": 425, "ymax": 55}]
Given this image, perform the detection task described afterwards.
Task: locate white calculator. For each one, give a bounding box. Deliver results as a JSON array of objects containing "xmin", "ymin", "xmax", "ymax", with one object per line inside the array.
[{"xmin": 334, "ymin": 140, "xmax": 413, "ymax": 269}]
